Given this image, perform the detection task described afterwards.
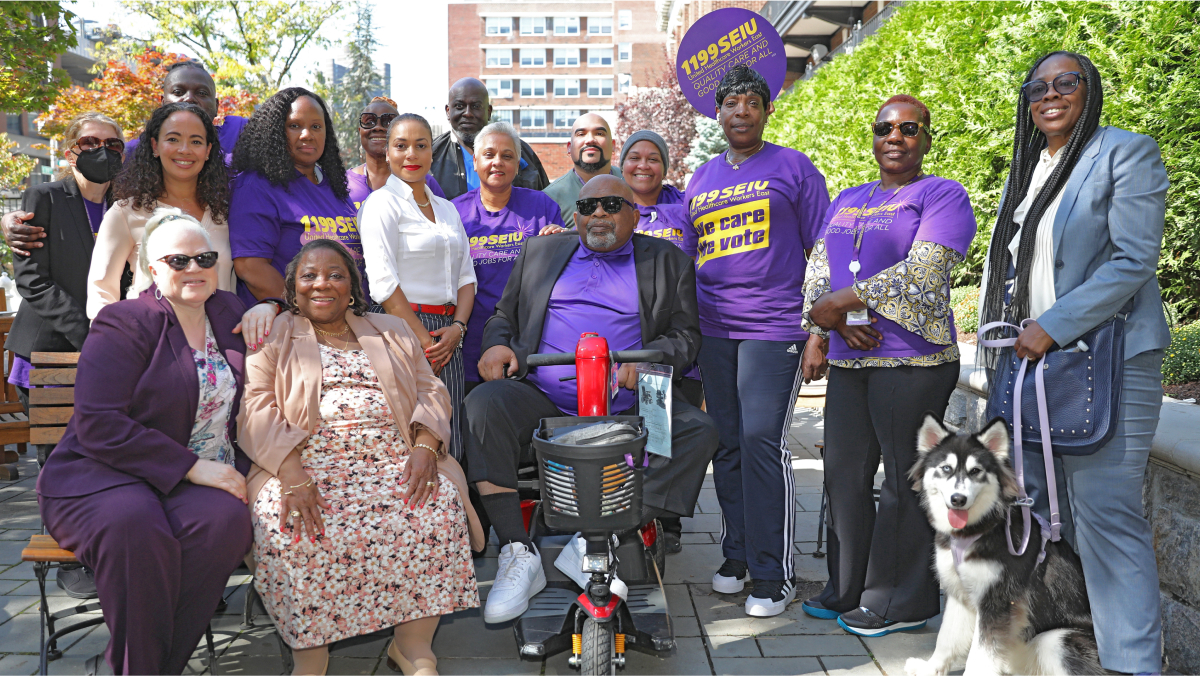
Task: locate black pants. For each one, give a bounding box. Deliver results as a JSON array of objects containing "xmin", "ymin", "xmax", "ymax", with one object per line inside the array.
[
  {"xmin": 15, "ymin": 385, "xmax": 53, "ymax": 466},
  {"xmin": 817, "ymin": 361, "xmax": 959, "ymax": 622},
  {"xmin": 463, "ymin": 378, "xmax": 718, "ymax": 519}
]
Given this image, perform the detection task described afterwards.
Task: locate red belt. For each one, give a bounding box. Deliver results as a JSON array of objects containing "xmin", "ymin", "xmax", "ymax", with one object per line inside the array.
[{"xmin": 411, "ymin": 303, "xmax": 456, "ymax": 315}]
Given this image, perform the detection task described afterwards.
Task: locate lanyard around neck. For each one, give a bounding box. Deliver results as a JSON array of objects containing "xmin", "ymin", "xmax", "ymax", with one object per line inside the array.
[{"xmin": 849, "ymin": 173, "xmax": 922, "ymax": 279}]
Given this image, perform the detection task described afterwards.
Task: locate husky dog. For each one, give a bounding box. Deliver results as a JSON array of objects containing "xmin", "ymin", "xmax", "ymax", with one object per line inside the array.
[{"xmin": 904, "ymin": 414, "xmax": 1101, "ymax": 676}]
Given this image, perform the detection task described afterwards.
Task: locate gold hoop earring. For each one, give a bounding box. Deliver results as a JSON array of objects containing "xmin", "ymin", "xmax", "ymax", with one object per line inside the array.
[{"xmin": 348, "ymin": 298, "xmax": 355, "ymax": 306}]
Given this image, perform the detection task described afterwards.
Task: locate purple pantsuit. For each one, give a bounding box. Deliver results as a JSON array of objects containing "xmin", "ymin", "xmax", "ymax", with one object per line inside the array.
[{"xmin": 37, "ymin": 287, "xmax": 252, "ymax": 675}]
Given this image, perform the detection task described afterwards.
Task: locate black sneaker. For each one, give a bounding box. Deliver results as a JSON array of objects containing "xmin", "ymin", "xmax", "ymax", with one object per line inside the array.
[
  {"xmin": 801, "ymin": 595, "xmax": 840, "ymax": 619},
  {"xmin": 837, "ymin": 606, "xmax": 928, "ymax": 637},
  {"xmin": 57, "ymin": 564, "xmax": 98, "ymax": 599},
  {"xmin": 711, "ymin": 559, "xmax": 748, "ymax": 594},
  {"xmin": 659, "ymin": 517, "xmax": 683, "ymax": 555},
  {"xmin": 745, "ymin": 578, "xmax": 796, "ymax": 617}
]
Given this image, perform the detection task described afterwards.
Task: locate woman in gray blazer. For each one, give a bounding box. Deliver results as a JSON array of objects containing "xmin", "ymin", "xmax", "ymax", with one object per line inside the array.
[{"xmin": 978, "ymin": 51, "xmax": 1169, "ymax": 674}]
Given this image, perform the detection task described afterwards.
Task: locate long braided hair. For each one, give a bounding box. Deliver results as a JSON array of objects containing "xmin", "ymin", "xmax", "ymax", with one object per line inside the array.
[{"xmin": 978, "ymin": 51, "xmax": 1104, "ymax": 370}]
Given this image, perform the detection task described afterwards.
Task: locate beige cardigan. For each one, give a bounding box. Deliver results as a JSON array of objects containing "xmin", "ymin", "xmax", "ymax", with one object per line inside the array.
[
  {"xmin": 237, "ymin": 310, "xmax": 484, "ymax": 551},
  {"xmin": 86, "ymin": 200, "xmax": 236, "ymax": 319}
]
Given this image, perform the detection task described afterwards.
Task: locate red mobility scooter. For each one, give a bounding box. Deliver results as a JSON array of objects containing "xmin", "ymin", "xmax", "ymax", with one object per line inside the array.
[{"xmin": 512, "ymin": 333, "xmax": 674, "ymax": 674}]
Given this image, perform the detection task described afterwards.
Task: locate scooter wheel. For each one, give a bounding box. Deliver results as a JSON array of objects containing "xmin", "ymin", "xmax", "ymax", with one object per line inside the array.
[{"xmin": 580, "ymin": 617, "xmax": 616, "ymax": 675}]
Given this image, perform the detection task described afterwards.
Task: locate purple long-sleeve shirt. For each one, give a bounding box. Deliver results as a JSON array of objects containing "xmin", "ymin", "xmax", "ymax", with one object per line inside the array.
[{"xmin": 525, "ymin": 237, "xmax": 642, "ymax": 414}]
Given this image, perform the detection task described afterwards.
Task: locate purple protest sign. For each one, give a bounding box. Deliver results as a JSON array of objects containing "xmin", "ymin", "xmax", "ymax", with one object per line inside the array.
[{"xmin": 675, "ymin": 7, "xmax": 786, "ymax": 118}]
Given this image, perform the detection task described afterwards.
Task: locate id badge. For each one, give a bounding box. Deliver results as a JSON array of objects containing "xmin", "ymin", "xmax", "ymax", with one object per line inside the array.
[{"xmin": 846, "ymin": 309, "xmax": 870, "ymax": 325}]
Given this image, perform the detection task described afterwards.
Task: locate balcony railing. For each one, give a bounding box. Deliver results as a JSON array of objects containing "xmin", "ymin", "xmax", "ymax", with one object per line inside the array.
[{"xmin": 802, "ymin": 1, "xmax": 903, "ymax": 80}]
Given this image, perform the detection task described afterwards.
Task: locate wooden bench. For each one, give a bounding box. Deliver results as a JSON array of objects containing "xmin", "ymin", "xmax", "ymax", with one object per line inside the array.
[
  {"xmin": 28, "ymin": 352, "xmax": 79, "ymax": 448},
  {"xmin": 0, "ymin": 307, "xmax": 29, "ymax": 480}
]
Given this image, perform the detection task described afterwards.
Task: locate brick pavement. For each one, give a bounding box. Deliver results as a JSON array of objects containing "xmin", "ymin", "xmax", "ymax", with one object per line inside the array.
[{"xmin": 0, "ymin": 405, "xmax": 945, "ymax": 675}]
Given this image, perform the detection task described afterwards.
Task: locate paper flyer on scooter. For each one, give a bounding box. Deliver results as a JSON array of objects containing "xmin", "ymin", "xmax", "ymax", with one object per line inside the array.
[{"xmin": 637, "ymin": 364, "xmax": 673, "ymax": 458}]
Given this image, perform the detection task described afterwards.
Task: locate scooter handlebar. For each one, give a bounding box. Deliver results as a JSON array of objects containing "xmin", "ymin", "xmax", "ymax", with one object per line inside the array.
[{"xmin": 524, "ymin": 349, "xmax": 666, "ymax": 368}]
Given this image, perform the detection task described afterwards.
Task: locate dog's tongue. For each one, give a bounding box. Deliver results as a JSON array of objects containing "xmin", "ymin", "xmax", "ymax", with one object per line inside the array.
[{"xmin": 948, "ymin": 509, "xmax": 970, "ymax": 529}]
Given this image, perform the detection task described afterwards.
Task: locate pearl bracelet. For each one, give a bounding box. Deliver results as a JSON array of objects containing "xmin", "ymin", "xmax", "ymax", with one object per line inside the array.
[{"xmin": 414, "ymin": 442, "xmax": 444, "ymax": 461}]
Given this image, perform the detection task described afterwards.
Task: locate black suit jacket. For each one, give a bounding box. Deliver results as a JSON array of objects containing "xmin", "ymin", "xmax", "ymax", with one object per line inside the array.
[
  {"xmin": 481, "ymin": 232, "xmax": 701, "ymax": 381},
  {"xmin": 6, "ymin": 176, "xmax": 104, "ymax": 357},
  {"xmin": 430, "ymin": 131, "xmax": 549, "ymax": 200}
]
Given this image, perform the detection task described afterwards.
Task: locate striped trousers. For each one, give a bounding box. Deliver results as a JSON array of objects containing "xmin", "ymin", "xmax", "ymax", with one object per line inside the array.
[{"xmin": 370, "ymin": 307, "xmax": 465, "ymax": 462}]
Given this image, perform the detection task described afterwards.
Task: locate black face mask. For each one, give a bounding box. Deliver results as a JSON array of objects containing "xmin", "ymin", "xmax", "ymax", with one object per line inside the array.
[{"xmin": 74, "ymin": 147, "xmax": 122, "ymax": 184}]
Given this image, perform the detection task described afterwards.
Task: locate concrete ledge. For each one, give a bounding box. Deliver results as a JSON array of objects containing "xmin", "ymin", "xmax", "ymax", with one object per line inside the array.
[{"xmin": 954, "ymin": 341, "xmax": 1200, "ymax": 476}]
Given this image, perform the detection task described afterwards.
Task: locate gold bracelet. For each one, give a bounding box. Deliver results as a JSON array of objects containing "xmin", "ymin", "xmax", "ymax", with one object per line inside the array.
[
  {"xmin": 288, "ymin": 477, "xmax": 313, "ymax": 489},
  {"xmin": 413, "ymin": 442, "xmax": 443, "ymax": 461}
]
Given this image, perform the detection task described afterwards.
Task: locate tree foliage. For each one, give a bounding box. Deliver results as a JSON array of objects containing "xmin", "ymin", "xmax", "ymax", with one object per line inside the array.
[
  {"xmin": 0, "ymin": 133, "xmax": 38, "ymax": 190},
  {"xmin": 312, "ymin": 1, "xmax": 380, "ymax": 166},
  {"xmin": 766, "ymin": 1, "xmax": 1200, "ymax": 315},
  {"xmin": 38, "ymin": 49, "xmax": 259, "ymax": 143},
  {"xmin": 122, "ymin": 0, "xmax": 340, "ymax": 98},
  {"xmin": 686, "ymin": 116, "xmax": 727, "ymax": 172},
  {"xmin": 0, "ymin": 1, "xmax": 77, "ymax": 113},
  {"xmin": 615, "ymin": 66, "xmax": 699, "ymax": 188}
]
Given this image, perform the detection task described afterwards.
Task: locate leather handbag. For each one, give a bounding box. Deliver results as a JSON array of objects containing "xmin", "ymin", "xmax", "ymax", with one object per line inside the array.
[{"xmin": 980, "ymin": 311, "xmax": 1127, "ymax": 456}]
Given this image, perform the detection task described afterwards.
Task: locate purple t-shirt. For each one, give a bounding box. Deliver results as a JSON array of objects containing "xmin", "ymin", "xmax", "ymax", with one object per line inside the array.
[
  {"xmin": 821, "ymin": 176, "xmax": 977, "ymax": 361},
  {"xmin": 125, "ymin": 115, "xmax": 247, "ymax": 166},
  {"xmin": 228, "ymin": 169, "xmax": 360, "ymax": 307},
  {"xmin": 452, "ymin": 187, "xmax": 564, "ymax": 382},
  {"xmin": 525, "ymin": 237, "xmax": 642, "ymax": 415},
  {"xmin": 83, "ymin": 197, "xmax": 106, "ymax": 236},
  {"xmin": 658, "ymin": 183, "xmax": 685, "ymax": 205},
  {"xmin": 347, "ymin": 171, "xmax": 446, "ymax": 211},
  {"xmin": 635, "ymin": 203, "xmax": 689, "ymax": 249},
  {"xmin": 683, "ymin": 143, "xmax": 830, "ymax": 341}
]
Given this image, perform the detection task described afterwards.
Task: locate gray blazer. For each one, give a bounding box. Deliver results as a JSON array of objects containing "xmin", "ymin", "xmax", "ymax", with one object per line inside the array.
[
  {"xmin": 1021, "ymin": 126, "xmax": 1170, "ymax": 360},
  {"xmin": 481, "ymin": 231, "xmax": 701, "ymax": 380}
]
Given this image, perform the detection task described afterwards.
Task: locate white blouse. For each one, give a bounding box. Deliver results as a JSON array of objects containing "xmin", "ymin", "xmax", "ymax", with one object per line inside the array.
[
  {"xmin": 980, "ymin": 147, "xmax": 1066, "ymax": 321},
  {"xmin": 358, "ymin": 174, "xmax": 477, "ymax": 306}
]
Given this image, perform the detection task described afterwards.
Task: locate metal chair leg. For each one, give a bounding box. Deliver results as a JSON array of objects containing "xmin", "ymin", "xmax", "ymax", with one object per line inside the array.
[
  {"xmin": 814, "ymin": 487, "xmax": 827, "ymax": 558},
  {"xmin": 205, "ymin": 625, "xmax": 218, "ymax": 675},
  {"xmin": 241, "ymin": 584, "xmax": 258, "ymax": 629},
  {"xmin": 36, "ymin": 561, "xmax": 49, "ymax": 675}
]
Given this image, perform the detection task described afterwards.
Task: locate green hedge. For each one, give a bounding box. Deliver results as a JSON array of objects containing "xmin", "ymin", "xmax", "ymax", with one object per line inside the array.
[
  {"xmin": 951, "ymin": 286, "xmax": 981, "ymax": 335},
  {"xmin": 1164, "ymin": 322, "xmax": 1200, "ymax": 386},
  {"xmin": 766, "ymin": 1, "xmax": 1200, "ymax": 314}
]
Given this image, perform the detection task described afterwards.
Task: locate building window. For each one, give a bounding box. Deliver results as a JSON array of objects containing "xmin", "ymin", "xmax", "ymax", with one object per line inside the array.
[
  {"xmin": 618, "ymin": 10, "xmax": 632, "ymax": 30},
  {"xmin": 520, "ymin": 48, "xmax": 546, "ymax": 67},
  {"xmin": 588, "ymin": 48, "xmax": 613, "ymax": 67},
  {"xmin": 6, "ymin": 114, "xmax": 21, "ymax": 136},
  {"xmin": 553, "ymin": 109, "xmax": 580, "ymax": 128},
  {"xmin": 520, "ymin": 79, "xmax": 546, "ymax": 98},
  {"xmin": 553, "ymin": 48, "xmax": 579, "ymax": 67},
  {"xmin": 519, "ymin": 17, "xmax": 545, "ymax": 35},
  {"xmin": 486, "ymin": 49, "xmax": 512, "ymax": 68},
  {"xmin": 487, "ymin": 79, "xmax": 513, "ymax": 99},
  {"xmin": 485, "ymin": 17, "xmax": 511, "ymax": 36},
  {"xmin": 554, "ymin": 78, "xmax": 580, "ymax": 97},
  {"xmin": 492, "ymin": 110, "xmax": 513, "ymax": 123},
  {"xmin": 588, "ymin": 17, "xmax": 612, "ymax": 35},
  {"xmin": 618, "ymin": 43, "xmax": 632, "ymax": 61},
  {"xmin": 553, "ymin": 17, "xmax": 579, "ymax": 35},
  {"xmin": 587, "ymin": 78, "xmax": 613, "ymax": 97},
  {"xmin": 520, "ymin": 109, "xmax": 546, "ymax": 129},
  {"xmin": 618, "ymin": 73, "xmax": 632, "ymax": 93}
]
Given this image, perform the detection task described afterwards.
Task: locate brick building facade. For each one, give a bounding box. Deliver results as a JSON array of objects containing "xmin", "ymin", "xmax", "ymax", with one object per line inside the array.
[{"xmin": 448, "ymin": 1, "xmax": 673, "ymax": 180}]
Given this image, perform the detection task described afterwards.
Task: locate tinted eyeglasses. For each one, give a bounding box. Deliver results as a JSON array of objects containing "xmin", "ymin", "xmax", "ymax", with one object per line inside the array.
[
  {"xmin": 871, "ymin": 121, "xmax": 930, "ymax": 138},
  {"xmin": 576, "ymin": 196, "xmax": 634, "ymax": 216},
  {"xmin": 74, "ymin": 136, "xmax": 125, "ymax": 153},
  {"xmin": 1021, "ymin": 72, "xmax": 1086, "ymax": 103},
  {"xmin": 158, "ymin": 252, "xmax": 219, "ymax": 271},
  {"xmin": 360, "ymin": 112, "xmax": 398, "ymax": 130}
]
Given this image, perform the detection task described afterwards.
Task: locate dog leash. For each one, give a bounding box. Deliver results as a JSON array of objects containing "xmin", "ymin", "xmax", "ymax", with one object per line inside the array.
[{"xmin": 978, "ymin": 319, "xmax": 1059, "ymax": 565}]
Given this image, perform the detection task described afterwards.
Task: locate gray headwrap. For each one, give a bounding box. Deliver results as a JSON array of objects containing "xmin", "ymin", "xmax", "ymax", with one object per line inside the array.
[{"xmin": 619, "ymin": 130, "xmax": 670, "ymax": 173}]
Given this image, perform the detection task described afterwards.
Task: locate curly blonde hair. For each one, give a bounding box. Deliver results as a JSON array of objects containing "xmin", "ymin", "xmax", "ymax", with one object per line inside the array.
[{"xmin": 57, "ymin": 112, "xmax": 123, "ymax": 180}]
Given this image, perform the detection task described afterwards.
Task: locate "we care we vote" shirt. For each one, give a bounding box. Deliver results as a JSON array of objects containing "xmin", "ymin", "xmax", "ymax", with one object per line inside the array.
[
  {"xmin": 683, "ymin": 143, "xmax": 830, "ymax": 341},
  {"xmin": 229, "ymin": 168, "xmax": 362, "ymax": 306}
]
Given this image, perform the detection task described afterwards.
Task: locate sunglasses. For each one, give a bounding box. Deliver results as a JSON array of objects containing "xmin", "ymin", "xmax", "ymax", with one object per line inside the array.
[
  {"xmin": 576, "ymin": 196, "xmax": 634, "ymax": 216},
  {"xmin": 74, "ymin": 136, "xmax": 125, "ymax": 153},
  {"xmin": 1021, "ymin": 71, "xmax": 1086, "ymax": 103},
  {"xmin": 360, "ymin": 112, "xmax": 398, "ymax": 130},
  {"xmin": 158, "ymin": 251, "xmax": 219, "ymax": 271},
  {"xmin": 871, "ymin": 121, "xmax": 931, "ymax": 138}
]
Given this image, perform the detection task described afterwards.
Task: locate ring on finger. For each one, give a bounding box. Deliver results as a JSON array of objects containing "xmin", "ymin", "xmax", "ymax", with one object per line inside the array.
[
  {"xmin": 426, "ymin": 480, "xmax": 437, "ymax": 487},
  {"xmin": 290, "ymin": 510, "xmax": 301, "ymax": 518}
]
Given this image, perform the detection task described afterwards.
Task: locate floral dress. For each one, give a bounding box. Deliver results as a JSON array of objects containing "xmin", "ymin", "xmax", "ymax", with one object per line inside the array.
[
  {"xmin": 188, "ymin": 320, "xmax": 236, "ymax": 464},
  {"xmin": 251, "ymin": 344, "xmax": 479, "ymax": 649}
]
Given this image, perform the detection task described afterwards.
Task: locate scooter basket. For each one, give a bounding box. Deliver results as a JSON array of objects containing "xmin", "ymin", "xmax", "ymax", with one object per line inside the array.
[{"xmin": 532, "ymin": 416, "xmax": 647, "ymax": 535}]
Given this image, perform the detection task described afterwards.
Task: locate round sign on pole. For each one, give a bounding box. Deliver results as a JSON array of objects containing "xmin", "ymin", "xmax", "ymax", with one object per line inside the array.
[{"xmin": 675, "ymin": 7, "xmax": 787, "ymax": 119}]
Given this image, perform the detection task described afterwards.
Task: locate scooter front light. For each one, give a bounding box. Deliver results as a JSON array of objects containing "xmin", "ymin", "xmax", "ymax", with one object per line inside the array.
[{"xmin": 582, "ymin": 553, "xmax": 610, "ymax": 573}]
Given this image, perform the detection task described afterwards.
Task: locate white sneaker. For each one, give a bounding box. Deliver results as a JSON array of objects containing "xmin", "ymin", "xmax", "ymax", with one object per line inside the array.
[
  {"xmin": 484, "ymin": 542, "xmax": 546, "ymax": 623},
  {"xmin": 554, "ymin": 533, "xmax": 628, "ymax": 601},
  {"xmin": 745, "ymin": 579, "xmax": 796, "ymax": 617}
]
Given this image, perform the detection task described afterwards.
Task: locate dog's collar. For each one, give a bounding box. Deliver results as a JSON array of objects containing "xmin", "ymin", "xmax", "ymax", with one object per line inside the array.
[{"xmin": 949, "ymin": 532, "xmax": 982, "ymax": 568}]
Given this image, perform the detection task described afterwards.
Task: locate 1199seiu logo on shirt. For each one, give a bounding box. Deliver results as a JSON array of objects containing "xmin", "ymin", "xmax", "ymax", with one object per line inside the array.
[{"xmin": 689, "ymin": 181, "xmax": 772, "ymax": 267}]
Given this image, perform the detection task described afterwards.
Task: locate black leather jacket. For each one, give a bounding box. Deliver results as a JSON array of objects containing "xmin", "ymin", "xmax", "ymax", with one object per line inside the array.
[{"xmin": 429, "ymin": 131, "xmax": 550, "ymax": 200}]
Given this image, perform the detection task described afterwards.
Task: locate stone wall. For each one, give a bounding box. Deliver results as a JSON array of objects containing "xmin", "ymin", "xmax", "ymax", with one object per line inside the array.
[{"xmin": 946, "ymin": 342, "xmax": 1200, "ymax": 673}]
